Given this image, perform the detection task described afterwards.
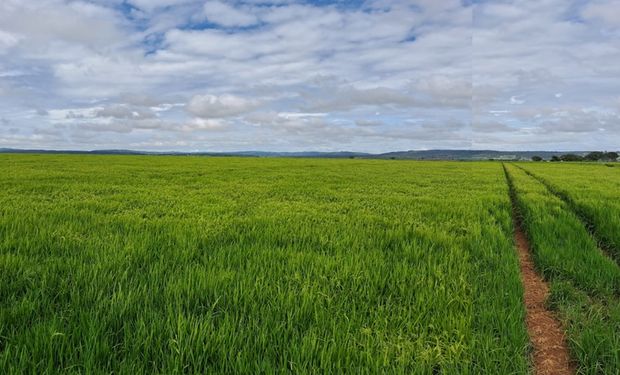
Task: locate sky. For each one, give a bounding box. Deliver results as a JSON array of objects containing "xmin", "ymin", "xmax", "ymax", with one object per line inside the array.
[{"xmin": 0, "ymin": 0, "xmax": 619, "ymax": 152}]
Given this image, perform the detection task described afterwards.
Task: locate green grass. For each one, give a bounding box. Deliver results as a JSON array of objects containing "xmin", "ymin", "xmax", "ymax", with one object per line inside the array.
[
  {"xmin": 518, "ymin": 162, "xmax": 620, "ymax": 264},
  {"xmin": 0, "ymin": 155, "xmax": 529, "ymax": 374},
  {"xmin": 505, "ymin": 164, "xmax": 620, "ymax": 374},
  {"xmin": 504, "ymin": 164, "xmax": 620, "ymax": 297}
]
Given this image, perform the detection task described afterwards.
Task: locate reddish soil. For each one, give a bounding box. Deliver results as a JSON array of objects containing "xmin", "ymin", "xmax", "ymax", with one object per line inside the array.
[{"xmin": 514, "ymin": 227, "xmax": 575, "ymax": 375}]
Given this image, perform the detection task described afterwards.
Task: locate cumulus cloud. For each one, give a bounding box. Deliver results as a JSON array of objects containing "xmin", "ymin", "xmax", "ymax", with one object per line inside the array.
[
  {"xmin": 0, "ymin": 0, "xmax": 126, "ymax": 49},
  {"xmin": 186, "ymin": 94, "xmax": 260, "ymax": 118},
  {"xmin": 301, "ymin": 86, "xmax": 418, "ymax": 112},
  {"xmin": 95, "ymin": 105, "xmax": 156, "ymax": 120},
  {"xmin": 471, "ymin": 0, "xmax": 620, "ymax": 150},
  {"xmin": 0, "ymin": 0, "xmax": 618, "ymax": 152}
]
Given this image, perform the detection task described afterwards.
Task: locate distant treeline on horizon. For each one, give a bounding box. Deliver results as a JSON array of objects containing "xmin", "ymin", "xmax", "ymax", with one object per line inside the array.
[{"xmin": 532, "ymin": 151, "xmax": 618, "ymax": 162}]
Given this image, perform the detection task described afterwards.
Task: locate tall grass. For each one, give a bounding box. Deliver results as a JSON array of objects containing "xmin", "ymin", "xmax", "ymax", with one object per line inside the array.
[
  {"xmin": 519, "ymin": 162, "xmax": 620, "ymax": 264},
  {"xmin": 505, "ymin": 164, "xmax": 620, "ymax": 373},
  {"xmin": 0, "ymin": 155, "xmax": 529, "ymax": 373}
]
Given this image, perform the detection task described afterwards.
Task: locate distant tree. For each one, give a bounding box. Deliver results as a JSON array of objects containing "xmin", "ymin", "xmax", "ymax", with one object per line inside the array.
[
  {"xmin": 585, "ymin": 151, "xmax": 605, "ymax": 161},
  {"xmin": 551, "ymin": 155, "xmax": 560, "ymax": 162},
  {"xmin": 583, "ymin": 151, "xmax": 618, "ymax": 162},
  {"xmin": 560, "ymin": 154, "xmax": 584, "ymax": 162},
  {"xmin": 531, "ymin": 156, "xmax": 543, "ymax": 162}
]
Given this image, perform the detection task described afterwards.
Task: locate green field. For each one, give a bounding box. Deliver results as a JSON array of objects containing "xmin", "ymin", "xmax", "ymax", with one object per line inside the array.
[
  {"xmin": 517, "ymin": 163, "xmax": 620, "ymax": 264},
  {"xmin": 505, "ymin": 164, "xmax": 620, "ymax": 374},
  {"xmin": 1, "ymin": 155, "xmax": 619, "ymax": 373}
]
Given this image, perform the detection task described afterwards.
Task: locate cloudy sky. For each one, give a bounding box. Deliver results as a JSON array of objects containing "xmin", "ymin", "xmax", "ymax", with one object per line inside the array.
[{"xmin": 0, "ymin": 0, "xmax": 619, "ymax": 152}]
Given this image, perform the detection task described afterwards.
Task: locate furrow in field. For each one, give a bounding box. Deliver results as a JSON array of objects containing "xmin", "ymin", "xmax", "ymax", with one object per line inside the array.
[
  {"xmin": 516, "ymin": 164, "xmax": 620, "ymax": 266},
  {"xmin": 504, "ymin": 163, "xmax": 620, "ymax": 373},
  {"xmin": 503, "ymin": 164, "xmax": 574, "ymax": 375}
]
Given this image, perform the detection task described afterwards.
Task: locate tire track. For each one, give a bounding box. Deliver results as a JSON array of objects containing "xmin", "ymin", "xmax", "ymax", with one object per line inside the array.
[
  {"xmin": 503, "ymin": 164, "xmax": 574, "ymax": 375},
  {"xmin": 514, "ymin": 164, "xmax": 620, "ymax": 266}
]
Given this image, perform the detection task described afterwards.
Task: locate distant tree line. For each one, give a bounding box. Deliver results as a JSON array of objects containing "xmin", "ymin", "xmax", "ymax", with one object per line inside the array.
[{"xmin": 531, "ymin": 152, "xmax": 618, "ymax": 162}]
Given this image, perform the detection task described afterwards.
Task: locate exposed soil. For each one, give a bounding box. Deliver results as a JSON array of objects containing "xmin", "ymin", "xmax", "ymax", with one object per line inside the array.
[{"xmin": 514, "ymin": 226, "xmax": 575, "ymax": 375}]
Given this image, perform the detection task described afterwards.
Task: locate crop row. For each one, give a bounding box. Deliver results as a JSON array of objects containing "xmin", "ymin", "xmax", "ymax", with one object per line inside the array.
[
  {"xmin": 519, "ymin": 162, "xmax": 620, "ymax": 264},
  {"xmin": 505, "ymin": 164, "xmax": 620, "ymax": 374}
]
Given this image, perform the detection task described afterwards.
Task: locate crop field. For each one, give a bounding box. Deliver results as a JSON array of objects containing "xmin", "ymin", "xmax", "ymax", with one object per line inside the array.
[
  {"xmin": 505, "ymin": 164, "xmax": 620, "ymax": 374},
  {"xmin": 0, "ymin": 154, "xmax": 618, "ymax": 374},
  {"xmin": 516, "ymin": 163, "xmax": 620, "ymax": 264}
]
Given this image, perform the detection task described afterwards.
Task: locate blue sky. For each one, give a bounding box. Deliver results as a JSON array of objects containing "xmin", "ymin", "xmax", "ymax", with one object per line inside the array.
[{"xmin": 0, "ymin": 0, "xmax": 619, "ymax": 152}]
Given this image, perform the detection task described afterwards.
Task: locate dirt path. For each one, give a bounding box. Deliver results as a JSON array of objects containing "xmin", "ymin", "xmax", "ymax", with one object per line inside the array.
[
  {"xmin": 502, "ymin": 164, "xmax": 575, "ymax": 375},
  {"xmin": 514, "ymin": 217, "xmax": 574, "ymax": 375}
]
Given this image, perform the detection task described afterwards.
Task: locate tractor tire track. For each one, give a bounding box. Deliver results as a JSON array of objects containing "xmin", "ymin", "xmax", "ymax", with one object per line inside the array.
[
  {"xmin": 503, "ymin": 164, "xmax": 575, "ymax": 375},
  {"xmin": 514, "ymin": 164, "xmax": 620, "ymax": 266}
]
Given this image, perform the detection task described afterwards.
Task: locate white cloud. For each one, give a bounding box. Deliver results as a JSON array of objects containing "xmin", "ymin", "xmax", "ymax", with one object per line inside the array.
[
  {"xmin": 0, "ymin": 0, "xmax": 619, "ymax": 152},
  {"xmin": 471, "ymin": 0, "xmax": 620, "ymax": 150},
  {"xmin": 95, "ymin": 105, "xmax": 156, "ymax": 120},
  {"xmin": 187, "ymin": 94, "xmax": 259, "ymax": 118},
  {"xmin": 582, "ymin": 1, "xmax": 620, "ymax": 28},
  {"xmin": 181, "ymin": 118, "xmax": 226, "ymax": 131},
  {"xmin": 301, "ymin": 86, "xmax": 418, "ymax": 112},
  {"xmin": 48, "ymin": 107, "xmax": 103, "ymax": 122},
  {"xmin": 0, "ymin": 0, "xmax": 126, "ymax": 49},
  {"xmin": 414, "ymin": 76, "xmax": 472, "ymax": 107},
  {"xmin": 0, "ymin": 30, "xmax": 21, "ymax": 53},
  {"xmin": 202, "ymin": 1, "xmax": 258, "ymax": 27}
]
